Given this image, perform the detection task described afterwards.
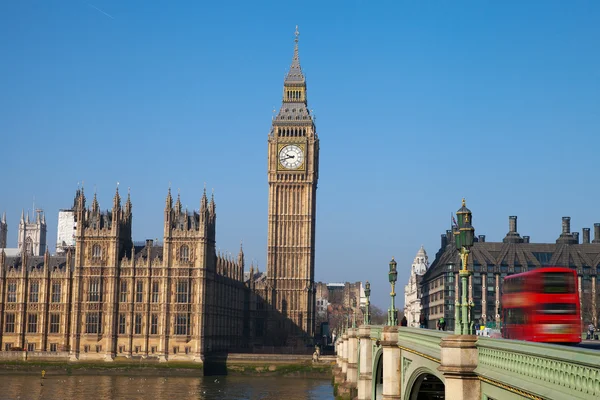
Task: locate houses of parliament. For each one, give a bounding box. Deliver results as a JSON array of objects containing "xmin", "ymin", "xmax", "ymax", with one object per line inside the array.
[{"xmin": 0, "ymin": 29, "xmax": 319, "ymax": 361}]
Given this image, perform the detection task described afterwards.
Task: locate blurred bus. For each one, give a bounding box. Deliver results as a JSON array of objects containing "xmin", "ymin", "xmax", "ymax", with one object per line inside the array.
[{"xmin": 501, "ymin": 267, "xmax": 581, "ymax": 344}]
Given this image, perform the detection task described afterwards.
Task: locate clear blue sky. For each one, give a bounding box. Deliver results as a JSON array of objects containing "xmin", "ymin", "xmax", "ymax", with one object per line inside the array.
[{"xmin": 1, "ymin": 1, "xmax": 599, "ymax": 310}]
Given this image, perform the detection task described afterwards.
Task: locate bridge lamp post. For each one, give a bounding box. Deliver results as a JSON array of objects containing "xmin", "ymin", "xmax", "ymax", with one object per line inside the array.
[
  {"xmin": 454, "ymin": 198, "xmax": 475, "ymax": 335},
  {"xmin": 387, "ymin": 257, "xmax": 398, "ymax": 326},
  {"xmin": 364, "ymin": 281, "xmax": 371, "ymax": 325}
]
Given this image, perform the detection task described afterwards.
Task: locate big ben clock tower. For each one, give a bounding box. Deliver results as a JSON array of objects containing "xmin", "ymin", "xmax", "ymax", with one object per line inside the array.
[{"xmin": 266, "ymin": 27, "xmax": 319, "ymax": 341}]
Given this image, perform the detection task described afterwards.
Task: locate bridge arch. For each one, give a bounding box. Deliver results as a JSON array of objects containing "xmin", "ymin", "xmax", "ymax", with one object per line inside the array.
[
  {"xmin": 372, "ymin": 347, "xmax": 383, "ymax": 400},
  {"xmin": 404, "ymin": 366, "xmax": 445, "ymax": 400}
]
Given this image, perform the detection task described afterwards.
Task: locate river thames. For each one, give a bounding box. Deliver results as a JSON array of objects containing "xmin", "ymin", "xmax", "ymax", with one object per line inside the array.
[{"xmin": 0, "ymin": 375, "xmax": 334, "ymax": 400}]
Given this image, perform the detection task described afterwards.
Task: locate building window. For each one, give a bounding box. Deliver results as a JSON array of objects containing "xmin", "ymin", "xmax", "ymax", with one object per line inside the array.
[
  {"xmin": 172, "ymin": 347, "xmax": 178, "ymax": 354},
  {"xmin": 152, "ymin": 281, "xmax": 159, "ymax": 303},
  {"xmin": 120, "ymin": 281, "xmax": 128, "ymax": 303},
  {"xmin": 50, "ymin": 314, "xmax": 60, "ymax": 333},
  {"xmin": 174, "ymin": 314, "xmax": 189, "ymax": 335},
  {"xmin": 51, "ymin": 282, "xmax": 61, "ymax": 303},
  {"xmin": 27, "ymin": 343, "xmax": 35, "ymax": 352},
  {"xmin": 50, "ymin": 343, "xmax": 58, "ymax": 352},
  {"xmin": 4, "ymin": 313, "xmax": 15, "ymax": 333},
  {"xmin": 135, "ymin": 346, "xmax": 140, "ymax": 354},
  {"xmin": 4, "ymin": 343, "xmax": 13, "ymax": 351},
  {"xmin": 176, "ymin": 281, "xmax": 189, "ymax": 303},
  {"xmin": 27, "ymin": 314, "xmax": 38, "ymax": 333},
  {"xmin": 180, "ymin": 245, "xmax": 190, "ymax": 262},
  {"xmin": 95, "ymin": 345, "xmax": 102, "ymax": 353},
  {"xmin": 86, "ymin": 313, "xmax": 101, "ymax": 334},
  {"xmin": 151, "ymin": 346, "xmax": 156, "ymax": 354},
  {"xmin": 136, "ymin": 281, "xmax": 143, "ymax": 303},
  {"xmin": 84, "ymin": 345, "xmax": 89, "ymax": 353},
  {"xmin": 7, "ymin": 282, "xmax": 16, "ymax": 302},
  {"xmin": 92, "ymin": 244, "xmax": 102, "ymax": 259},
  {"xmin": 118, "ymin": 346, "xmax": 124, "ymax": 353},
  {"xmin": 29, "ymin": 281, "xmax": 39, "ymax": 303},
  {"xmin": 134, "ymin": 314, "xmax": 142, "ymax": 335},
  {"xmin": 150, "ymin": 314, "xmax": 158, "ymax": 335},
  {"xmin": 119, "ymin": 314, "xmax": 126, "ymax": 334},
  {"xmin": 88, "ymin": 279, "xmax": 101, "ymax": 302}
]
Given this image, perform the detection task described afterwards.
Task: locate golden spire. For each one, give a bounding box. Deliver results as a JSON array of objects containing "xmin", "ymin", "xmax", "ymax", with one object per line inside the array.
[{"xmin": 462, "ymin": 198, "xmax": 466, "ymax": 207}]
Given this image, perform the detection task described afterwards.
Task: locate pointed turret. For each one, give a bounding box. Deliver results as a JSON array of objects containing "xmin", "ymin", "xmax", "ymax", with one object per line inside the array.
[
  {"xmin": 175, "ymin": 190, "xmax": 182, "ymax": 214},
  {"xmin": 165, "ymin": 187, "xmax": 172, "ymax": 210},
  {"xmin": 125, "ymin": 187, "xmax": 132, "ymax": 215},
  {"xmin": 21, "ymin": 209, "xmax": 25, "ymax": 223},
  {"xmin": 26, "ymin": 212, "xmax": 30, "ymax": 224},
  {"xmin": 113, "ymin": 184, "xmax": 121, "ymax": 210},
  {"xmin": 209, "ymin": 189, "xmax": 216, "ymax": 217},
  {"xmin": 92, "ymin": 192, "xmax": 99, "ymax": 213},
  {"xmin": 2, "ymin": 211, "xmax": 6, "ymax": 223},
  {"xmin": 200, "ymin": 186, "xmax": 208, "ymax": 214}
]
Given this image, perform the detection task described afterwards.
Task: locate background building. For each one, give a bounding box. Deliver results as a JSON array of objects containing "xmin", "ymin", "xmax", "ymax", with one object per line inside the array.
[
  {"xmin": 421, "ymin": 211, "xmax": 600, "ymax": 331},
  {"xmin": 404, "ymin": 246, "xmax": 429, "ymax": 327}
]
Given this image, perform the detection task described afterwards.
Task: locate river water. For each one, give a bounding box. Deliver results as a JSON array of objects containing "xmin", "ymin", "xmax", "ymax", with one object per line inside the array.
[{"xmin": 0, "ymin": 375, "xmax": 334, "ymax": 400}]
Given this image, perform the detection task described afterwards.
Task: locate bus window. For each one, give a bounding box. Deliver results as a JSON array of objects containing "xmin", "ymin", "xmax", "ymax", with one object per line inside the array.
[{"xmin": 543, "ymin": 272, "xmax": 575, "ymax": 294}]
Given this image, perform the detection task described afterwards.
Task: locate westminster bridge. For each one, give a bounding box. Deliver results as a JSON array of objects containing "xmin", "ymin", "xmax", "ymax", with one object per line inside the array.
[{"xmin": 333, "ymin": 325, "xmax": 600, "ymax": 400}]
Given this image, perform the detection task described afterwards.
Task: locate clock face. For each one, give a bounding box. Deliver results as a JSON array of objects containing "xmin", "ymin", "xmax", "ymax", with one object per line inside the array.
[{"xmin": 279, "ymin": 144, "xmax": 305, "ymax": 170}]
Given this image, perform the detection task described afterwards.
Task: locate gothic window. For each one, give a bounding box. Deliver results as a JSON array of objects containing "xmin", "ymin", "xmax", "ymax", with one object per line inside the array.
[
  {"xmin": 120, "ymin": 281, "xmax": 128, "ymax": 303},
  {"xmin": 176, "ymin": 281, "xmax": 189, "ymax": 303},
  {"xmin": 118, "ymin": 314, "xmax": 126, "ymax": 334},
  {"xmin": 25, "ymin": 237, "xmax": 33, "ymax": 256},
  {"xmin": 29, "ymin": 281, "xmax": 39, "ymax": 303},
  {"xmin": 134, "ymin": 314, "xmax": 142, "ymax": 335},
  {"xmin": 86, "ymin": 313, "xmax": 101, "ymax": 334},
  {"xmin": 174, "ymin": 314, "xmax": 189, "ymax": 335},
  {"xmin": 92, "ymin": 244, "xmax": 102, "ymax": 259},
  {"xmin": 50, "ymin": 343, "xmax": 57, "ymax": 352},
  {"xmin": 27, "ymin": 313, "xmax": 38, "ymax": 333},
  {"xmin": 88, "ymin": 279, "xmax": 101, "ymax": 302},
  {"xmin": 136, "ymin": 281, "xmax": 143, "ymax": 303},
  {"xmin": 151, "ymin": 314, "xmax": 158, "ymax": 335},
  {"xmin": 51, "ymin": 282, "xmax": 61, "ymax": 303},
  {"xmin": 152, "ymin": 282, "xmax": 159, "ymax": 303},
  {"xmin": 7, "ymin": 282, "xmax": 16, "ymax": 302},
  {"xmin": 180, "ymin": 245, "xmax": 190, "ymax": 262},
  {"xmin": 50, "ymin": 314, "xmax": 60, "ymax": 333},
  {"xmin": 4, "ymin": 313, "xmax": 15, "ymax": 333}
]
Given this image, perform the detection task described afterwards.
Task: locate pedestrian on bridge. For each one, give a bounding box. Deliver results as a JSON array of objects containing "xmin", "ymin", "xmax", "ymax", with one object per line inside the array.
[
  {"xmin": 419, "ymin": 313, "xmax": 427, "ymax": 329},
  {"xmin": 588, "ymin": 323, "xmax": 596, "ymax": 340}
]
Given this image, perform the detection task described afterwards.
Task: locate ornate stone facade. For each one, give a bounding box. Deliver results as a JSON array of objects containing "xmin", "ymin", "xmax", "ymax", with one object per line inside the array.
[
  {"xmin": 17, "ymin": 210, "xmax": 47, "ymax": 256},
  {"xmin": 0, "ymin": 187, "xmax": 248, "ymax": 361},
  {"xmin": 404, "ymin": 246, "xmax": 428, "ymax": 327},
  {"xmin": 265, "ymin": 27, "xmax": 319, "ymax": 342}
]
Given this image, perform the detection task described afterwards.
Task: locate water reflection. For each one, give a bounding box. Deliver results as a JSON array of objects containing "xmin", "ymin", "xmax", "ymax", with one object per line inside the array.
[{"xmin": 1, "ymin": 374, "xmax": 334, "ymax": 400}]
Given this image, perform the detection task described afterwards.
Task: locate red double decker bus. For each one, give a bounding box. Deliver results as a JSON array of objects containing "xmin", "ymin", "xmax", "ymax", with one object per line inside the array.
[{"xmin": 501, "ymin": 267, "xmax": 581, "ymax": 344}]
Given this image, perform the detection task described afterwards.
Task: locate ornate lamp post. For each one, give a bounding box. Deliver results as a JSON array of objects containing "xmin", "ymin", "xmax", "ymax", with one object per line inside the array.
[
  {"xmin": 454, "ymin": 198, "xmax": 475, "ymax": 334},
  {"xmin": 387, "ymin": 257, "xmax": 398, "ymax": 326},
  {"xmin": 364, "ymin": 281, "xmax": 371, "ymax": 325},
  {"xmin": 352, "ymin": 297, "xmax": 357, "ymax": 328}
]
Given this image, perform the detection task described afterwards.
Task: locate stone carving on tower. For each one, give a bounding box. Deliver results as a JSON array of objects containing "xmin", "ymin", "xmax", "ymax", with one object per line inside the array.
[
  {"xmin": 266, "ymin": 26, "xmax": 319, "ymax": 342},
  {"xmin": 404, "ymin": 246, "xmax": 429, "ymax": 327}
]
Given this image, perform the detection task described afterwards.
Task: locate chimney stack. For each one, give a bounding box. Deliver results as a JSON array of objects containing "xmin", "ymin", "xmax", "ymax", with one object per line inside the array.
[
  {"xmin": 523, "ymin": 236, "xmax": 530, "ymax": 243},
  {"xmin": 503, "ymin": 215, "xmax": 523, "ymax": 243},
  {"xmin": 583, "ymin": 228, "xmax": 590, "ymax": 244},
  {"xmin": 509, "ymin": 216, "xmax": 517, "ymax": 233},
  {"xmin": 562, "ymin": 217, "xmax": 571, "ymax": 234},
  {"xmin": 478, "ymin": 235, "xmax": 486, "ymax": 243},
  {"xmin": 593, "ymin": 223, "xmax": 600, "ymax": 244},
  {"xmin": 441, "ymin": 234, "xmax": 447, "ymax": 249},
  {"xmin": 557, "ymin": 217, "xmax": 577, "ymax": 244}
]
